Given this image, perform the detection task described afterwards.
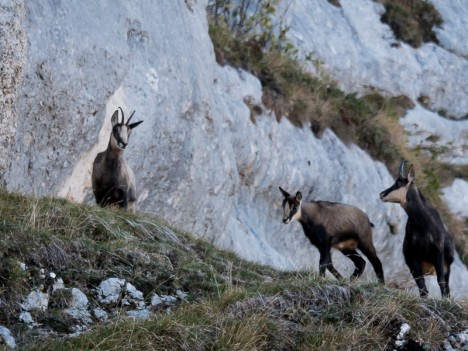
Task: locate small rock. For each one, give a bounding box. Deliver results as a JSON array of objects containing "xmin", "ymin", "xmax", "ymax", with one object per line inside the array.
[
  {"xmin": 63, "ymin": 288, "xmax": 92, "ymax": 324},
  {"xmin": 160, "ymin": 295, "xmax": 177, "ymax": 305},
  {"xmin": 127, "ymin": 309, "xmax": 150, "ymax": 320},
  {"xmin": 19, "ymin": 312, "xmax": 38, "ymax": 328},
  {"xmin": 67, "ymin": 288, "xmax": 89, "ymax": 310},
  {"xmin": 21, "ymin": 290, "xmax": 49, "ymax": 312},
  {"xmin": 97, "ymin": 278, "xmax": 125, "ymax": 304},
  {"xmin": 52, "ymin": 278, "xmax": 65, "ymax": 292},
  {"xmin": 125, "ymin": 283, "xmax": 144, "ymax": 301},
  {"xmin": 176, "ymin": 290, "xmax": 188, "ymax": 300},
  {"xmin": 0, "ymin": 326, "xmax": 16, "ymax": 349},
  {"xmin": 93, "ymin": 308, "xmax": 108, "ymax": 322},
  {"xmin": 151, "ymin": 294, "xmax": 162, "ymax": 306}
]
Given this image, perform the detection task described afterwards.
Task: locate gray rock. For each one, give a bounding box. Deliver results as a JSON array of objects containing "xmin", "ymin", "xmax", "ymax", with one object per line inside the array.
[
  {"xmin": 125, "ymin": 282, "xmax": 144, "ymax": 307},
  {"xmin": 160, "ymin": 295, "xmax": 177, "ymax": 305},
  {"xmin": 64, "ymin": 288, "xmax": 92, "ymax": 324},
  {"xmin": 127, "ymin": 309, "xmax": 151, "ymax": 320},
  {"xmin": 21, "ymin": 290, "xmax": 49, "ymax": 312},
  {"xmin": 67, "ymin": 288, "xmax": 89, "ymax": 310},
  {"xmin": 18, "ymin": 311, "xmax": 37, "ymax": 328},
  {"xmin": 150, "ymin": 294, "xmax": 163, "ymax": 307},
  {"xmin": 92, "ymin": 308, "xmax": 108, "ymax": 322},
  {"xmin": 97, "ymin": 278, "xmax": 125, "ymax": 304},
  {"xmin": 0, "ymin": 0, "xmax": 26, "ymax": 184},
  {"xmin": 176, "ymin": 290, "xmax": 189, "ymax": 300},
  {"xmin": 0, "ymin": 326, "xmax": 16, "ymax": 349}
]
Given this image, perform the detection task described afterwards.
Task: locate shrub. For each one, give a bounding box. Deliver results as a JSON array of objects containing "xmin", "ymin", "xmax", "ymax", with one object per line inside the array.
[{"xmin": 377, "ymin": 0, "xmax": 443, "ymax": 48}]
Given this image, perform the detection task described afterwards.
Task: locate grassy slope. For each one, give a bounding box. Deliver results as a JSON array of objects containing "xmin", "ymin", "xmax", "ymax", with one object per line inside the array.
[{"xmin": 0, "ymin": 190, "xmax": 466, "ymax": 350}]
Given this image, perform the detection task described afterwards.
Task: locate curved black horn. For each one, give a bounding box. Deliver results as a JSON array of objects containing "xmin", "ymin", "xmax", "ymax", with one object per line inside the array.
[
  {"xmin": 118, "ymin": 107, "xmax": 125, "ymax": 125},
  {"xmin": 399, "ymin": 160, "xmax": 409, "ymax": 177},
  {"xmin": 126, "ymin": 110, "xmax": 136, "ymax": 125}
]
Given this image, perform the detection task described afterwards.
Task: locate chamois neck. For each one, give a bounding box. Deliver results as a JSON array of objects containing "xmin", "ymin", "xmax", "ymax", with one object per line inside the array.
[
  {"xmin": 404, "ymin": 184, "xmax": 431, "ymax": 227},
  {"xmin": 298, "ymin": 202, "xmax": 316, "ymax": 224},
  {"xmin": 107, "ymin": 139, "xmax": 124, "ymax": 156}
]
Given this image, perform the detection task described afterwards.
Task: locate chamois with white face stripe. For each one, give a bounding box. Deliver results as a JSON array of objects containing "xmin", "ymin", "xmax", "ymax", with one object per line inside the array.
[
  {"xmin": 380, "ymin": 161, "xmax": 454, "ymax": 297},
  {"xmin": 279, "ymin": 187, "xmax": 384, "ymax": 283},
  {"xmin": 92, "ymin": 107, "xmax": 143, "ymax": 211}
]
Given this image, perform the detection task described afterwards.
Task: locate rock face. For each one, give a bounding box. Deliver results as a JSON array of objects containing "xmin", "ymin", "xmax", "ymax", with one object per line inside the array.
[
  {"xmin": 1, "ymin": 0, "xmax": 467, "ymax": 298},
  {"xmin": 0, "ymin": 0, "xmax": 26, "ymax": 185}
]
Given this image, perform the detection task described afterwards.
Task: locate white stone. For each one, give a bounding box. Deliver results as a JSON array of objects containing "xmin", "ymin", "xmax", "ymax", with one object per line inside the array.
[
  {"xmin": 67, "ymin": 288, "xmax": 89, "ymax": 310},
  {"xmin": 18, "ymin": 312, "xmax": 37, "ymax": 328},
  {"xmin": 150, "ymin": 294, "xmax": 163, "ymax": 307},
  {"xmin": 97, "ymin": 278, "xmax": 125, "ymax": 304},
  {"xmin": 21, "ymin": 290, "xmax": 49, "ymax": 312},
  {"xmin": 125, "ymin": 283, "xmax": 144, "ymax": 301},
  {"xmin": 0, "ymin": 326, "xmax": 16, "ymax": 349},
  {"xmin": 127, "ymin": 309, "xmax": 150, "ymax": 320},
  {"xmin": 160, "ymin": 295, "xmax": 177, "ymax": 305},
  {"xmin": 52, "ymin": 278, "xmax": 65, "ymax": 292},
  {"xmin": 92, "ymin": 308, "xmax": 108, "ymax": 322},
  {"xmin": 176, "ymin": 290, "xmax": 188, "ymax": 300}
]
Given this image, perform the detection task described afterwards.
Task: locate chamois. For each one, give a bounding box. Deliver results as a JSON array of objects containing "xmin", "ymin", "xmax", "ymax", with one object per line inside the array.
[
  {"xmin": 279, "ymin": 187, "xmax": 385, "ymax": 283},
  {"xmin": 92, "ymin": 107, "xmax": 143, "ymax": 211},
  {"xmin": 380, "ymin": 161, "xmax": 454, "ymax": 297}
]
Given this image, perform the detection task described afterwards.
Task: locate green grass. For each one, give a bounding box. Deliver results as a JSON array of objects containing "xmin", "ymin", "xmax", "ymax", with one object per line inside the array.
[{"xmin": 0, "ymin": 189, "xmax": 465, "ymax": 349}]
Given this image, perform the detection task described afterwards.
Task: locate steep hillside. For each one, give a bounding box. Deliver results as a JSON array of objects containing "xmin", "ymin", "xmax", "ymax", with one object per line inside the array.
[
  {"xmin": 0, "ymin": 0, "xmax": 467, "ymax": 302},
  {"xmin": 0, "ymin": 190, "xmax": 466, "ymax": 349}
]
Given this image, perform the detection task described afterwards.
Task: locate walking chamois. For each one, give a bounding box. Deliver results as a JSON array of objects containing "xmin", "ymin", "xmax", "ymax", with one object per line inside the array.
[
  {"xmin": 279, "ymin": 187, "xmax": 385, "ymax": 283},
  {"xmin": 92, "ymin": 107, "xmax": 143, "ymax": 211},
  {"xmin": 380, "ymin": 161, "xmax": 454, "ymax": 297}
]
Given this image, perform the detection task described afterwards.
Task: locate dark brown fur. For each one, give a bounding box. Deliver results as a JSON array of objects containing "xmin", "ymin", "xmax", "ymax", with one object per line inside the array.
[
  {"xmin": 380, "ymin": 161, "xmax": 454, "ymax": 297},
  {"xmin": 92, "ymin": 108, "xmax": 143, "ymax": 211}
]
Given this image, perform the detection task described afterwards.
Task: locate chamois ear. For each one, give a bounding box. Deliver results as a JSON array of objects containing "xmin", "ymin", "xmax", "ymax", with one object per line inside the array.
[
  {"xmin": 279, "ymin": 186, "xmax": 290, "ymax": 198},
  {"xmin": 128, "ymin": 120, "xmax": 144, "ymax": 130},
  {"xmin": 407, "ymin": 164, "xmax": 415, "ymax": 183},
  {"xmin": 111, "ymin": 109, "xmax": 120, "ymax": 127},
  {"xmin": 295, "ymin": 192, "xmax": 302, "ymax": 201}
]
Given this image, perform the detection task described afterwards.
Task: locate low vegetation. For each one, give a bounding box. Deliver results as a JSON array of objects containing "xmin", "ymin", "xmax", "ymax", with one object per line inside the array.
[
  {"xmin": 377, "ymin": 0, "xmax": 443, "ymax": 48},
  {"xmin": 0, "ymin": 190, "xmax": 466, "ymax": 350}
]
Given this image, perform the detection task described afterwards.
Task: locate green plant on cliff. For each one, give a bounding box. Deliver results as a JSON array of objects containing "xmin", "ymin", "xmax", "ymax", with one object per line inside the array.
[
  {"xmin": 377, "ymin": 0, "xmax": 443, "ymax": 48},
  {"xmin": 207, "ymin": 0, "xmax": 409, "ymax": 170}
]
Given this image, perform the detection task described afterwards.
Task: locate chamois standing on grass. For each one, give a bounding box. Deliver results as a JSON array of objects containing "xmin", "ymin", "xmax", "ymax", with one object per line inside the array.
[
  {"xmin": 279, "ymin": 187, "xmax": 385, "ymax": 283},
  {"xmin": 380, "ymin": 161, "xmax": 454, "ymax": 298},
  {"xmin": 92, "ymin": 107, "xmax": 143, "ymax": 211}
]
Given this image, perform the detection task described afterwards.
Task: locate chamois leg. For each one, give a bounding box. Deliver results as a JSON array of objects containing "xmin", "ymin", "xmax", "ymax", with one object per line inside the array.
[
  {"xmin": 406, "ymin": 260, "xmax": 428, "ymax": 298},
  {"xmin": 435, "ymin": 253, "xmax": 449, "ymax": 298},
  {"xmin": 319, "ymin": 247, "xmax": 343, "ymax": 280},
  {"xmin": 444, "ymin": 264, "xmax": 451, "ymax": 297},
  {"xmin": 359, "ymin": 244, "xmax": 385, "ymax": 284},
  {"xmin": 340, "ymin": 249, "xmax": 366, "ymax": 280}
]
